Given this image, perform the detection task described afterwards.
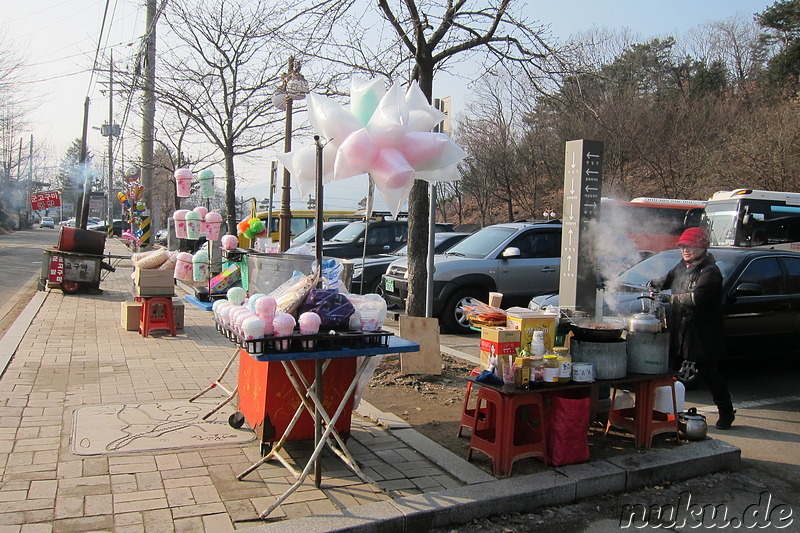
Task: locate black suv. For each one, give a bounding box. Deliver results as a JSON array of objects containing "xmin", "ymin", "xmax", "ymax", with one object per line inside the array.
[{"xmin": 321, "ymin": 219, "xmax": 455, "ymax": 259}]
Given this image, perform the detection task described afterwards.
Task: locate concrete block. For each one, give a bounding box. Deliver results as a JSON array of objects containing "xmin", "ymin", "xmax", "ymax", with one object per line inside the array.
[{"xmin": 555, "ymin": 459, "xmax": 626, "ymax": 499}]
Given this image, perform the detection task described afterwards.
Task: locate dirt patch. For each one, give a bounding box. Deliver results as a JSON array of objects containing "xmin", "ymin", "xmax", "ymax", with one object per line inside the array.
[{"xmin": 362, "ymin": 352, "xmax": 679, "ymax": 477}]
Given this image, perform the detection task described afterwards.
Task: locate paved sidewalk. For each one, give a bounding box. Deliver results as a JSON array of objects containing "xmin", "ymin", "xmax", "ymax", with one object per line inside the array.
[{"xmin": 0, "ymin": 239, "xmax": 740, "ymax": 532}]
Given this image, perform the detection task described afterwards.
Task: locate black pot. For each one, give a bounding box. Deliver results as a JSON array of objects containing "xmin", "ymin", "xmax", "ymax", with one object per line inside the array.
[{"xmin": 570, "ymin": 318, "xmax": 625, "ymax": 342}]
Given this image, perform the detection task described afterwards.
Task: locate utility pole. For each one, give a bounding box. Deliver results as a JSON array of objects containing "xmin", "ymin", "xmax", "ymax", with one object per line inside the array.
[
  {"xmin": 140, "ymin": 0, "xmax": 157, "ymax": 248},
  {"xmin": 28, "ymin": 135, "xmax": 33, "ymax": 225},
  {"xmin": 78, "ymin": 96, "xmax": 91, "ymax": 229}
]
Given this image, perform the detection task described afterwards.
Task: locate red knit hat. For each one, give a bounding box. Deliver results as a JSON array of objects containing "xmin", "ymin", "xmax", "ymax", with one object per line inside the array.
[{"xmin": 677, "ymin": 227, "xmax": 710, "ymax": 249}]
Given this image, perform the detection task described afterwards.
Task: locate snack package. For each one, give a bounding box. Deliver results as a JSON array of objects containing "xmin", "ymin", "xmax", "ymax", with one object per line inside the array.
[
  {"xmin": 209, "ymin": 264, "xmax": 241, "ymax": 293},
  {"xmin": 299, "ymin": 289, "xmax": 355, "ymax": 329},
  {"xmin": 463, "ymin": 298, "xmax": 506, "ymax": 327},
  {"xmin": 268, "ymin": 273, "xmax": 317, "ymax": 315},
  {"xmin": 131, "ymin": 248, "xmax": 169, "ymax": 269}
]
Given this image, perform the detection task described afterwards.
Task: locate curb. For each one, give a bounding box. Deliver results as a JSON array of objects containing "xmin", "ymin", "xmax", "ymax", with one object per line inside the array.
[
  {"xmin": 0, "ymin": 289, "xmax": 47, "ymax": 376},
  {"xmin": 238, "ymin": 438, "xmax": 740, "ymax": 532}
]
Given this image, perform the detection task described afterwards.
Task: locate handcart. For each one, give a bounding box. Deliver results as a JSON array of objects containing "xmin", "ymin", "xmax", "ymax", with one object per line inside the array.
[{"xmin": 39, "ymin": 247, "xmax": 127, "ymax": 294}]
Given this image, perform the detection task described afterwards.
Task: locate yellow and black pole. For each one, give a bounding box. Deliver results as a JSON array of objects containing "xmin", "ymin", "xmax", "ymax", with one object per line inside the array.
[{"xmin": 139, "ymin": 210, "xmax": 152, "ymax": 248}]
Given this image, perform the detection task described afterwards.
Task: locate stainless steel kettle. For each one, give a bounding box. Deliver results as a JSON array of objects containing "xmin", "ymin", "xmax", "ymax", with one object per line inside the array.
[
  {"xmin": 628, "ymin": 295, "xmax": 664, "ymax": 333},
  {"xmin": 678, "ymin": 407, "xmax": 708, "ymax": 440}
]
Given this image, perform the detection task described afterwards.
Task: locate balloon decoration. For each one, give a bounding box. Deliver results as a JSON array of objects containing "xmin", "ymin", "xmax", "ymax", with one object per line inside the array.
[
  {"xmin": 277, "ymin": 78, "xmax": 466, "ymax": 216},
  {"xmin": 237, "ymin": 217, "xmax": 267, "ymax": 240},
  {"xmin": 117, "ymin": 167, "xmax": 148, "ymax": 227}
]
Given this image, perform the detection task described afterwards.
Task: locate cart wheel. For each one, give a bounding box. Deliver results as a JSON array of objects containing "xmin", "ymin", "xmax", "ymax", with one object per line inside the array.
[
  {"xmin": 260, "ymin": 442, "xmax": 272, "ymax": 456},
  {"xmin": 61, "ymin": 281, "xmax": 82, "ymax": 294},
  {"xmin": 228, "ymin": 411, "xmax": 245, "ymax": 429}
]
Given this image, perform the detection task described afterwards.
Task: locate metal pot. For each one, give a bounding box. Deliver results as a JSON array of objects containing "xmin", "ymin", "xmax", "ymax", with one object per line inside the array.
[
  {"xmin": 678, "ymin": 407, "xmax": 708, "ymax": 440},
  {"xmin": 628, "ymin": 312, "xmax": 662, "ymax": 333}
]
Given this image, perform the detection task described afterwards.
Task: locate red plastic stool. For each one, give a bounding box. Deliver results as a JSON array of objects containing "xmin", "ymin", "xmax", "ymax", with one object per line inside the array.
[
  {"xmin": 139, "ymin": 297, "xmax": 176, "ymax": 337},
  {"xmin": 501, "ymin": 393, "xmax": 548, "ymax": 475},
  {"xmin": 457, "ymin": 367, "xmax": 484, "ymax": 438},
  {"xmin": 606, "ymin": 377, "xmax": 679, "ymax": 448},
  {"xmin": 467, "ymin": 386, "xmax": 507, "ymax": 476}
]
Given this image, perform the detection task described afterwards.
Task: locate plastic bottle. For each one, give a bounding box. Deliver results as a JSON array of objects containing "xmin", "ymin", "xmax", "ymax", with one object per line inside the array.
[
  {"xmin": 555, "ymin": 347, "xmax": 572, "ymax": 383},
  {"xmin": 531, "ymin": 330, "xmax": 545, "ymax": 357},
  {"xmin": 530, "ymin": 355, "xmax": 545, "ymax": 385}
]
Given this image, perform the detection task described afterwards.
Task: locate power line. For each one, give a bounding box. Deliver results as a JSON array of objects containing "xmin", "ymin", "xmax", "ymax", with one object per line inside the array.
[{"xmin": 86, "ymin": 0, "xmax": 114, "ymax": 98}]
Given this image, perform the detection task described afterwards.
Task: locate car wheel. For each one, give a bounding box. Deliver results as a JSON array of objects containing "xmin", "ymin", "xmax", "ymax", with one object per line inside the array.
[
  {"xmin": 441, "ymin": 287, "xmax": 488, "ymax": 334},
  {"xmin": 676, "ymin": 360, "xmax": 699, "ymax": 388}
]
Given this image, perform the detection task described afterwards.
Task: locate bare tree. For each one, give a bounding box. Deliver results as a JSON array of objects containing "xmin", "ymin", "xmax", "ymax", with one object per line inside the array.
[{"xmin": 155, "ymin": 0, "xmax": 290, "ymax": 234}]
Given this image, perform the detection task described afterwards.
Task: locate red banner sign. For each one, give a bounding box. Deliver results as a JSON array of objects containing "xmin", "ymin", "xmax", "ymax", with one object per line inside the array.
[
  {"xmin": 30, "ymin": 191, "xmax": 61, "ymax": 211},
  {"xmin": 48, "ymin": 254, "xmax": 65, "ymax": 284}
]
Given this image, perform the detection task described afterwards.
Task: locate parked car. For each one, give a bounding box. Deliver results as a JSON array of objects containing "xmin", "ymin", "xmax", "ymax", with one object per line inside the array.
[
  {"xmin": 291, "ymin": 221, "xmax": 352, "ymax": 247},
  {"xmin": 529, "ymin": 247, "xmax": 800, "ymax": 384},
  {"xmin": 382, "ymin": 220, "xmax": 562, "ymax": 333},
  {"xmin": 155, "ymin": 229, "xmax": 168, "ymax": 245},
  {"xmin": 350, "ymin": 232, "xmax": 471, "ymax": 296},
  {"xmin": 321, "ymin": 219, "xmax": 455, "ymax": 259},
  {"xmin": 40, "ymin": 216, "xmax": 54, "ymax": 229},
  {"xmin": 62, "ymin": 217, "xmax": 101, "ymax": 227},
  {"xmin": 87, "ymin": 219, "xmax": 124, "ymax": 236}
]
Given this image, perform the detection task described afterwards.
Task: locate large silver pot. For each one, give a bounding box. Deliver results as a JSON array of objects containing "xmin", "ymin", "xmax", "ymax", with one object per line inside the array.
[
  {"xmin": 628, "ymin": 312, "xmax": 662, "ymax": 333},
  {"xmin": 678, "ymin": 407, "xmax": 708, "ymax": 440}
]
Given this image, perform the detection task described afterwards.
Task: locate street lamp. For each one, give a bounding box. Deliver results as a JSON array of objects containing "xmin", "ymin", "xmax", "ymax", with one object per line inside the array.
[{"xmin": 273, "ymin": 56, "xmax": 309, "ymax": 251}]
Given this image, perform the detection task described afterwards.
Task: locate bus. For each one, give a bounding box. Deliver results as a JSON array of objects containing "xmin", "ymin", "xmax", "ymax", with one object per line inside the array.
[
  {"xmin": 700, "ymin": 189, "xmax": 800, "ymax": 250},
  {"xmin": 238, "ymin": 209, "xmax": 364, "ymax": 247},
  {"xmin": 600, "ymin": 197, "xmax": 708, "ymax": 256}
]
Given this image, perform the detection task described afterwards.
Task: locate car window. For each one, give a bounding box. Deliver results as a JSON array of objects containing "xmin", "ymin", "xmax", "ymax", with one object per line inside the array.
[
  {"xmin": 510, "ymin": 231, "xmax": 560, "ymax": 258},
  {"xmin": 366, "ymin": 226, "xmax": 393, "ymax": 245},
  {"xmin": 332, "ymin": 222, "xmax": 365, "ymax": 242},
  {"xmin": 446, "ymin": 227, "xmax": 517, "ymax": 258},
  {"xmin": 782, "ymin": 257, "xmax": 800, "ymax": 294},
  {"xmin": 734, "ymin": 257, "xmax": 783, "ymax": 295},
  {"xmin": 393, "ymin": 224, "xmax": 408, "ymax": 243}
]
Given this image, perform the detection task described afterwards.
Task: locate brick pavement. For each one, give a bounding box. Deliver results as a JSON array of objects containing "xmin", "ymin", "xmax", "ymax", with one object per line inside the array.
[{"xmin": 0, "ymin": 241, "xmax": 464, "ymax": 532}]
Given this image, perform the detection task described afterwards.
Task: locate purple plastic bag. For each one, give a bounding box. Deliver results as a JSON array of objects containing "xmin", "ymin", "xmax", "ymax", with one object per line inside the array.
[{"xmin": 300, "ymin": 289, "xmax": 355, "ymax": 330}]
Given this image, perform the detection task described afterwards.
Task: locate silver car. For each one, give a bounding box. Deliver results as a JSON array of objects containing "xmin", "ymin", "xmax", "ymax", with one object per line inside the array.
[{"xmin": 382, "ymin": 221, "xmax": 562, "ymax": 333}]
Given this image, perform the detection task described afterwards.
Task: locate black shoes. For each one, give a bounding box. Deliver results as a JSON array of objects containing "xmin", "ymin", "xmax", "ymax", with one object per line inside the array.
[{"xmin": 715, "ymin": 408, "xmax": 736, "ymax": 429}]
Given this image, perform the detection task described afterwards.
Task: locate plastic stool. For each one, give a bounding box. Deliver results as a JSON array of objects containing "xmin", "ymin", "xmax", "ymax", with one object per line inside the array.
[
  {"xmin": 457, "ymin": 367, "xmax": 484, "ymax": 438},
  {"xmin": 467, "ymin": 386, "xmax": 506, "ymax": 476},
  {"xmin": 139, "ymin": 297, "xmax": 176, "ymax": 337},
  {"xmin": 606, "ymin": 377, "xmax": 679, "ymax": 448},
  {"xmin": 501, "ymin": 393, "xmax": 547, "ymax": 475}
]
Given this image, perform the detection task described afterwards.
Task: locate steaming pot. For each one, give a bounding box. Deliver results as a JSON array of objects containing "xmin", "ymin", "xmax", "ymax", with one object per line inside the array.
[{"xmin": 628, "ymin": 312, "xmax": 662, "ymax": 333}]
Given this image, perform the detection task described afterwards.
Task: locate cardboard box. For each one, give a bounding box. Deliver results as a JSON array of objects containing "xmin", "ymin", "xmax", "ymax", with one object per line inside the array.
[
  {"xmin": 506, "ymin": 308, "xmax": 557, "ymax": 352},
  {"xmin": 210, "ymin": 264, "xmax": 241, "ymax": 294},
  {"xmin": 121, "ymin": 301, "xmax": 142, "ymax": 331},
  {"xmin": 479, "ymin": 327, "xmax": 520, "ymax": 377},
  {"xmin": 131, "ymin": 268, "xmax": 175, "ymax": 296},
  {"xmin": 121, "ymin": 298, "xmax": 184, "ymax": 331}
]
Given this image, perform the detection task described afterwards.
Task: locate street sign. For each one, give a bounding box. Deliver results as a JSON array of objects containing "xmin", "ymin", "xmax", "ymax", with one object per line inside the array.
[
  {"xmin": 559, "ymin": 139, "xmax": 604, "ymax": 313},
  {"xmin": 30, "ymin": 191, "xmax": 62, "ymax": 211}
]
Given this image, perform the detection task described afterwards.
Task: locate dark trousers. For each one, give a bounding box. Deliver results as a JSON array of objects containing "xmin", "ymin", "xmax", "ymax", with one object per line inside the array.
[{"xmin": 695, "ymin": 361, "xmax": 733, "ymax": 410}]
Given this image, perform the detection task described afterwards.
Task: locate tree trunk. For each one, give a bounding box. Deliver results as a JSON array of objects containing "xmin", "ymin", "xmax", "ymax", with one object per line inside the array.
[
  {"xmin": 225, "ymin": 152, "xmax": 236, "ymax": 236},
  {"xmin": 405, "ymin": 63, "xmax": 434, "ymax": 317}
]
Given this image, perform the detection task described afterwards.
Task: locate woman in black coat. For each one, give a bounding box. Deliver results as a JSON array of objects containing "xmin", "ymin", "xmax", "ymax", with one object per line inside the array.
[{"xmin": 650, "ymin": 227, "xmax": 736, "ymax": 429}]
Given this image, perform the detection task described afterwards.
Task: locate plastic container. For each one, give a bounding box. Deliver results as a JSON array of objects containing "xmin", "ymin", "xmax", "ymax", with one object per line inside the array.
[
  {"xmin": 531, "ymin": 330, "xmax": 545, "ymax": 357},
  {"xmin": 193, "ymin": 206, "xmax": 209, "ymax": 233},
  {"xmin": 205, "ymin": 212, "xmax": 223, "ymax": 241},
  {"xmin": 192, "ymin": 249, "xmax": 209, "ymax": 282},
  {"xmin": 530, "ymin": 355, "xmax": 545, "ymax": 383},
  {"xmin": 175, "ymin": 168, "xmax": 193, "ymax": 197},
  {"xmin": 543, "ymin": 354, "xmax": 559, "ymax": 384},
  {"xmin": 227, "ymin": 286, "xmax": 247, "ymax": 306},
  {"xmin": 185, "ymin": 211, "xmax": 202, "ymax": 240},
  {"xmin": 198, "ymin": 169, "xmax": 215, "ymax": 198},
  {"xmin": 241, "ymin": 316, "xmax": 266, "ymax": 340},
  {"xmin": 654, "ymin": 381, "xmax": 686, "ymax": 414},
  {"xmin": 555, "ymin": 347, "xmax": 572, "ymax": 383},
  {"xmin": 173, "ymin": 210, "xmax": 189, "ymax": 239},
  {"xmin": 221, "ymin": 234, "xmax": 238, "ymax": 250},
  {"xmin": 173, "ymin": 252, "xmax": 193, "ymax": 281}
]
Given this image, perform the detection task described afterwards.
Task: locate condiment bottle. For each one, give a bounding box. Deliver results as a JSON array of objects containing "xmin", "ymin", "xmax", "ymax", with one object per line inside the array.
[
  {"xmin": 530, "ymin": 355, "xmax": 545, "ymax": 385},
  {"xmin": 555, "ymin": 347, "xmax": 572, "ymax": 383},
  {"xmin": 543, "ymin": 354, "xmax": 560, "ymax": 384},
  {"xmin": 531, "ymin": 330, "xmax": 545, "ymax": 358}
]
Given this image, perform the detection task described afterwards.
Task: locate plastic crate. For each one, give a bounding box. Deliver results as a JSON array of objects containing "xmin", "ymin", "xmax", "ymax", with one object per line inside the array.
[
  {"xmin": 226, "ymin": 325, "xmax": 394, "ymax": 356},
  {"xmin": 222, "ymin": 248, "xmax": 246, "ymax": 262}
]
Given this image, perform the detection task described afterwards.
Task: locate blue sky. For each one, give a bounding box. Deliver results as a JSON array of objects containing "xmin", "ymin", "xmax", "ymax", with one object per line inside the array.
[{"xmin": 5, "ymin": 1, "xmax": 774, "ymax": 210}]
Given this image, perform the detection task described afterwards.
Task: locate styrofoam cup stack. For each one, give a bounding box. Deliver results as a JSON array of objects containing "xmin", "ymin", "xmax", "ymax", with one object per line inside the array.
[
  {"xmin": 272, "ymin": 313, "xmax": 296, "ymax": 351},
  {"xmin": 255, "ymin": 296, "xmax": 277, "ymax": 336}
]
